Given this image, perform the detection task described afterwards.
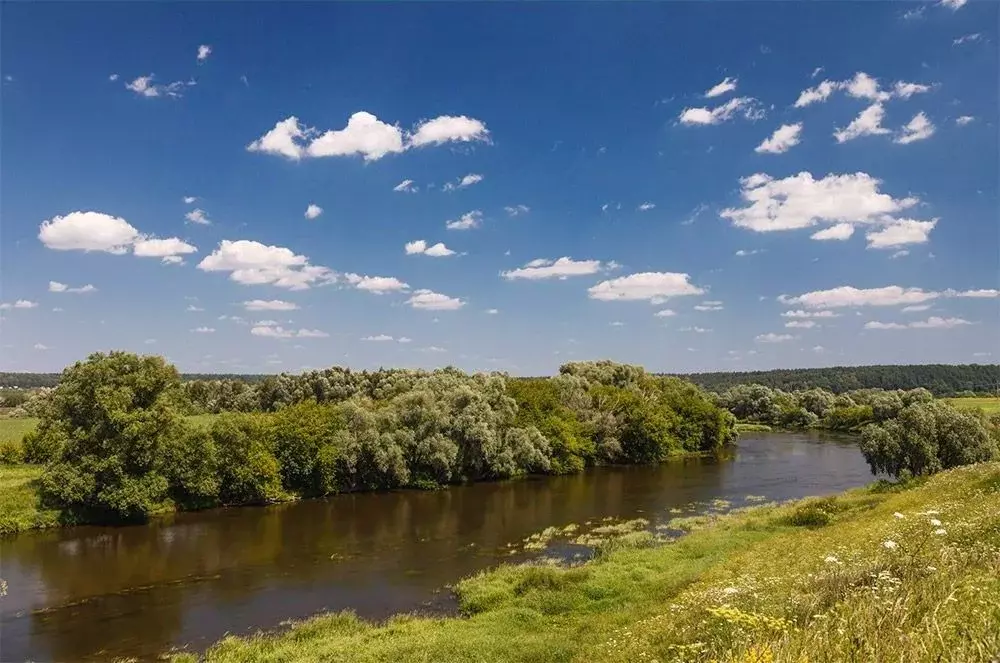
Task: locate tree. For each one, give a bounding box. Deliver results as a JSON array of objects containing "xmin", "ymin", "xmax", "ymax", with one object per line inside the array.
[{"xmin": 37, "ymin": 352, "xmax": 187, "ymax": 521}]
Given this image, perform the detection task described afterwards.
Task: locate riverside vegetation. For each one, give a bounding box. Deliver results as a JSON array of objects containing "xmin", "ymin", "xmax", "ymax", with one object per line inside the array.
[{"xmin": 0, "ymin": 353, "xmax": 736, "ymax": 532}]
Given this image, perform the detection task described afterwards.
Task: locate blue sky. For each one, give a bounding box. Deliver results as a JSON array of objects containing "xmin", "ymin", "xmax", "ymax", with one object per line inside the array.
[{"xmin": 1, "ymin": 1, "xmax": 997, "ymax": 375}]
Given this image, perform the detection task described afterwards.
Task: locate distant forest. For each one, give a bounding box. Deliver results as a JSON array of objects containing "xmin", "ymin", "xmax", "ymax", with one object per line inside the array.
[{"xmin": 2, "ymin": 363, "xmax": 998, "ymax": 396}]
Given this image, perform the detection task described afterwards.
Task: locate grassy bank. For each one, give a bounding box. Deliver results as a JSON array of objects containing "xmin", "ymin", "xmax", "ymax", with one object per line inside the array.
[
  {"xmin": 172, "ymin": 462, "xmax": 1000, "ymax": 663},
  {"xmin": 0, "ymin": 464, "xmax": 59, "ymax": 534}
]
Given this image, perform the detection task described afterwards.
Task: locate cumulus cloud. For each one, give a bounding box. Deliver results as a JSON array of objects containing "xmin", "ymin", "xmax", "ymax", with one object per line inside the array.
[
  {"xmin": 956, "ymin": 115, "xmax": 975, "ymax": 126},
  {"xmin": 678, "ymin": 97, "xmax": 764, "ymax": 125},
  {"xmin": 243, "ymin": 299, "xmax": 299, "ymax": 311},
  {"xmin": 197, "ymin": 45, "xmax": 212, "ymax": 62},
  {"xmin": 344, "ymin": 273, "xmax": 410, "ymax": 294},
  {"xmin": 304, "ymin": 204, "xmax": 323, "ymax": 220},
  {"xmin": 502, "ymin": 257, "xmax": 604, "ymax": 280},
  {"xmin": 756, "ymin": 333, "xmax": 796, "ymax": 343},
  {"xmin": 902, "ymin": 305, "xmax": 931, "ymax": 312},
  {"xmin": 866, "ymin": 316, "xmax": 972, "ymax": 330},
  {"xmin": 48, "ymin": 281, "xmax": 96, "ymax": 294},
  {"xmin": 834, "ymin": 103, "xmax": 890, "ymax": 142},
  {"xmin": 33, "ymin": 343, "xmax": 49, "ymax": 351},
  {"xmin": 247, "ymin": 116, "xmax": 310, "ymax": 160},
  {"xmin": 185, "ymin": 208, "xmax": 211, "ymax": 225},
  {"xmin": 654, "ymin": 309, "xmax": 676, "ymax": 318},
  {"xmin": 794, "ymin": 80, "xmax": 840, "ymax": 108},
  {"xmin": 588, "ymin": 272, "xmax": 705, "ymax": 302},
  {"xmin": 406, "ymin": 289, "xmax": 465, "ymax": 310},
  {"xmin": 953, "ymin": 33, "xmax": 981, "ymax": 45},
  {"xmin": 306, "ymin": 111, "xmax": 405, "ymax": 161},
  {"xmin": 191, "ymin": 327, "xmax": 215, "ymax": 333},
  {"xmin": 0, "ymin": 300, "xmax": 38, "ymax": 310},
  {"xmin": 679, "ymin": 326, "xmax": 712, "ymax": 333},
  {"xmin": 637, "ymin": 202, "xmax": 656, "ymax": 211},
  {"xmin": 893, "ymin": 81, "xmax": 932, "ymax": 99},
  {"xmin": 939, "ymin": 0, "xmax": 967, "ymax": 10},
  {"xmin": 811, "ymin": 223, "xmax": 856, "ymax": 241},
  {"xmin": 125, "ymin": 74, "xmax": 192, "ymax": 98},
  {"xmin": 894, "ymin": 112, "xmax": 935, "ymax": 144},
  {"xmin": 694, "ymin": 301, "xmax": 724, "ymax": 311},
  {"xmin": 405, "ymin": 239, "xmax": 456, "ymax": 257},
  {"xmin": 443, "ymin": 173, "xmax": 484, "ymax": 191},
  {"xmin": 362, "ymin": 334, "xmax": 395, "ymax": 342},
  {"xmin": 446, "ymin": 210, "xmax": 482, "ymax": 230},
  {"xmin": 133, "ymin": 237, "xmax": 198, "ymax": 263},
  {"xmin": 393, "ymin": 179, "xmax": 417, "ymax": 193},
  {"xmin": 251, "ymin": 321, "xmax": 329, "ymax": 338},
  {"xmin": 866, "ymin": 219, "xmax": 937, "ymax": 248},
  {"xmin": 505, "ymin": 204, "xmax": 530, "ymax": 216},
  {"xmin": 735, "ymin": 249, "xmax": 763, "ymax": 256},
  {"xmin": 408, "ymin": 115, "xmax": 490, "ymax": 147},
  {"xmin": 795, "ymin": 72, "xmax": 929, "ymax": 108},
  {"xmin": 780, "ymin": 285, "xmax": 942, "ymax": 308},
  {"xmin": 782, "ymin": 310, "xmax": 840, "ymax": 318},
  {"xmin": 198, "ymin": 239, "xmax": 336, "ymax": 290},
  {"xmin": 721, "ymin": 172, "xmax": 918, "ymax": 234},
  {"xmin": 755, "ymin": 123, "xmax": 803, "ymax": 154},
  {"xmin": 186, "ymin": 305, "xmax": 204, "ymax": 312},
  {"xmin": 704, "ymin": 77, "xmax": 738, "ymax": 98},
  {"xmin": 39, "ymin": 211, "xmax": 139, "ymax": 253},
  {"xmin": 183, "ymin": 196, "xmax": 197, "ymax": 204},
  {"xmin": 785, "ymin": 320, "xmax": 817, "ymax": 329}
]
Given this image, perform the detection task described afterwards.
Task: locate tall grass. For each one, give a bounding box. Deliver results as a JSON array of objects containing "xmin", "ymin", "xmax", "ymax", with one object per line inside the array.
[
  {"xmin": 171, "ymin": 462, "xmax": 1000, "ymax": 663},
  {"xmin": 0, "ymin": 464, "xmax": 59, "ymax": 534}
]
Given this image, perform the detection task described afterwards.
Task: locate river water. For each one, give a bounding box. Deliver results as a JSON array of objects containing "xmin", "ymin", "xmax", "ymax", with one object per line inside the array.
[{"xmin": 0, "ymin": 432, "xmax": 872, "ymax": 662}]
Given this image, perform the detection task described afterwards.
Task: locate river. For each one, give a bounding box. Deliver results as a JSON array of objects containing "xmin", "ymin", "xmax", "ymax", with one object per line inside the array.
[{"xmin": 0, "ymin": 432, "xmax": 872, "ymax": 662}]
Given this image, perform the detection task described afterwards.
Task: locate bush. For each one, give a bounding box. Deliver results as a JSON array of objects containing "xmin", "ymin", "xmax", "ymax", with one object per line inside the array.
[
  {"xmin": 210, "ymin": 413, "xmax": 285, "ymax": 505},
  {"xmin": 0, "ymin": 439, "xmax": 23, "ymax": 465},
  {"xmin": 162, "ymin": 426, "xmax": 220, "ymax": 509}
]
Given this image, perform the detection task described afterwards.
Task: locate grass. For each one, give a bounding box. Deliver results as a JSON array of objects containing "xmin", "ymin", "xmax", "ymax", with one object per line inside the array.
[
  {"xmin": 734, "ymin": 422, "xmax": 773, "ymax": 433},
  {"xmin": 0, "ymin": 464, "xmax": 59, "ymax": 535},
  {"xmin": 170, "ymin": 462, "xmax": 1000, "ymax": 663},
  {"xmin": 946, "ymin": 396, "xmax": 1000, "ymax": 414},
  {"xmin": 0, "ymin": 417, "xmax": 39, "ymax": 443}
]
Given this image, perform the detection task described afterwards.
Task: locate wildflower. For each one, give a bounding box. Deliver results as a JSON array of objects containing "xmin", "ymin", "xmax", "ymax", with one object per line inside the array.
[
  {"xmin": 929, "ymin": 518, "xmax": 942, "ymax": 527},
  {"xmin": 933, "ymin": 528, "xmax": 947, "ymax": 536},
  {"xmin": 893, "ymin": 512, "xmax": 905, "ymax": 519},
  {"xmin": 823, "ymin": 555, "xmax": 840, "ymax": 564},
  {"xmin": 926, "ymin": 566, "xmax": 937, "ymax": 572},
  {"xmin": 883, "ymin": 540, "xmax": 898, "ymax": 550},
  {"xmin": 722, "ymin": 587, "xmax": 739, "ymax": 595}
]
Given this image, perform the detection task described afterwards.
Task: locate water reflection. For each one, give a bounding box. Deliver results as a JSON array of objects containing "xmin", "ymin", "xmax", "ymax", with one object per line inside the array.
[{"xmin": 0, "ymin": 432, "xmax": 871, "ymax": 662}]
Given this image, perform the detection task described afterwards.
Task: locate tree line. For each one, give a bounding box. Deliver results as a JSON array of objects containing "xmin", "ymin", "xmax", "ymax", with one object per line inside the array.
[
  {"xmin": 678, "ymin": 364, "xmax": 1000, "ymax": 396},
  {"xmin": 14, "ymin": 354, "xmax": 736, "ymax": 523}
]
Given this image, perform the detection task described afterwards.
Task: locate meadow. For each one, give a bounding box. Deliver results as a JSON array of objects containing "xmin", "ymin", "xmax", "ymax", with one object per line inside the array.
[
  {"xmin": 171, "ymin": 462, "xmax": 1000, "ymax": 663},
  {"xmin": 946, "ymin": 396, "xmax": 1000, "ymax": 414}
]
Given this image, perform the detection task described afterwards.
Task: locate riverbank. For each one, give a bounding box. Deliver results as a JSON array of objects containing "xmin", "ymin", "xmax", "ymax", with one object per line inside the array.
[{"xmin": 171, "ymin": 461, "xmax": 1000, "ymax": 663}]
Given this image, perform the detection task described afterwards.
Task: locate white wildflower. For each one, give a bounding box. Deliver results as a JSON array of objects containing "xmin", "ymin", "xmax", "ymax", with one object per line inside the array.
[
  {"xmin": 926, "ymin": 566, "xmax": 937, "ymax": 572},
  {"xmin": 893, "ymin": 512, "xmax": 905, "ymax": 519},
  {"xmin": 883, "ymin": 540, "xmax": 898, "ymax": 550},
  {"xmin": 824, "ymin": 555, "xmax": 841, "ymax": 564},
  {"xmin": 722, "ymin": 587, "xmax": 739, "ymax": 595},
  {"xmin": 929, "ymin": 518, "xmax": 942, "ymax": 527},
  {"xmin": 933, "ymin": 528, "xmax": 947, "ymax": 536}
]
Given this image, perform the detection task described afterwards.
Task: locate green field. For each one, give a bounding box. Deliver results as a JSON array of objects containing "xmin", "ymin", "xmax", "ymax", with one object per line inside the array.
[
  {"xmin": 946, "ymin": 397, "xmax": 1000, "ymax": 413},
  {"xmin": 0, "ymin": 417, "xmax": 39, "ymax": 443},
  {"xmin": 0, "ymin": 464, "xmax": 59, "ymax": 534},
  {"xmin": 173, "ymin": 462, "xmax": 1000, "ymax": 663}
]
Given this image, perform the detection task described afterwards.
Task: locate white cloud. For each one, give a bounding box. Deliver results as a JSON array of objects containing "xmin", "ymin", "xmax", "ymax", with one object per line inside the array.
[
  {"xmin": 893, "ymin": 81, "xmax": 932, "ymax": 99},
  {"xmin": 953, "ymin": 289, "xmax": 999, "ymax": 298},
  {"xmin": 780, "ymin": 285, "xmax": 939, "ymax": 308},
  {"xmin": 186, "ymin": 305, "xmax": 204, "ymax": 312},
  {"xmin": 420, "ymin": 346, "xmax": 447, "ymax": 353},
  {"xmin": 902, "ymin": 304, "xmax": 931, "ymax": 312},
  {"xmin": 811, "ymin": 223, "xmax": 856, "ymax": 241},
  {"xmin": 304, "ymin": 204, "xmax": 323, "ymax": 220},
  {"xmin": 722, "ymin": 171, "xmax": 918, "ymax": 233},
  {"xmin": 191, "ymin": 327, "xmax": 215, "ymax": 333},
  {"xmin": 694, "ymin": 301, "xmax": 724, "ymax": 311},
  {"xmin": 785, "ymin": 320, "xmax": 817, "ymax": 329},
  {"xmin": 39, "ymin": 211, "xmax": 140, "ymax": 253},
  {"xmin": 755, "ymin": 123, "xmax": 803, "ymax": 154},
  {"xmin": 894, "ymin": 112, "xmax": 935, "ymax": 144},
  {"xmin": 144, "ymin": 338, "xmax": 156, "ymax": 344},
  {"xmin": 408, "ymin": 115, "xmax": 489, "ymax": 148},
  {"xmin": 834, "ymin": 103, "xmax": 890, "ymax": 142},
  {"xmin": 654, "ymin": 309, "xmax": 676, "ymax": 318},
  {"xmin": 198, "ymin": 239, "xmax": 336, "ymax": 290},
  {"xmin": 588, "ymin": 272, "xmax": 705, "ymax": 302},
  {"xmin": 865, "ymin": 218, "xmax": 937, "ymax": 249},
  {"xmin": 867, "ymin": 316, "xmax": 972, "ymax": 330},
  {"xmin": 678, "ymin": 97, "xmax": 763, "ymax": 125},
  {"xmin": 344, "ymin": 273, "xmax": 410, "ymax": 294},
  {"xmin": 33, "ymin": 343, "xmax": 49, "ymax": 351},
  {"xmin": 125, "ymin": 75, "xmax": 192, "ymax": 99},
  {"xmin": 406, "ymin": 289, "xmax": 465, "ymax": 310},
  {"xmin": 812, "ymin": 345, "xmax": 825, "ymax": 353},
  {"xmin": 956, "ymin": 115, "xmax": 975, "ymax": 126},
  {"xmin": 486, "ymin": 309, "xmax": 499, "ymax": 315},
  {"xmin": 48, "ymin": 281, "xmax": 96, "ymax": 294},
  {"xmin": 251, "ymin": 323, "xmax": 328, "ymax": 339},
  {"xmin": 185, "ymin": 208, "xmax": 211, "ymax": 225},
  {"xmin": 307, "ymin": 111, "xmax": 405, "ymax": 161},
  {"xmin": 953, "ymin": 33, "xmax": 981, "ymax": 45},
  {"xmin": 398, "ymin": 337, "xmax": 413, "ymax": 343},
  {"xmin": 443, "ymin": 173, "xmax": 484, "ymax": 191},
  {"xmin": 844, "ymin": 72, "xmax": 890, "ymax": 102},
  {"xmin": 680, "ymin": 326, "xmax": 712, "ymax": 333},
  {"xmin": 393, "ymin": 179, "xmax": 417, "ymax": 193},
  {"xmin": 296, "ymin": 329, "xmax": 329, "ymax": 338},
  {"xmin": 109, "ymin": 73, "xmax": 120, "ymax": 82},
  {"xmin": 197, "ymin": 45, "xmax": 212, "ymax": 62},
  {"xmin": 939, "ymin": 0, "xmax": 967, "ymax": 10},
  {"xmin": 735, "ymin": 248, "xmax": 763, "ymax": 256},
  {"xmin": 610, "ymin": 321, "xmax": 625, "ymax": 327},
  {"xmin": 133, "ymin": 237, "xmax": 198, "ymax": 263},
  {"xmin": 161, "ymin": 255, "xmax": 185, "ymax": 265},
  {"xmin": 756, "ymin": 333, "xmax": 796, "ymax": 343},
  {"xmin": 782, "ymin": 310, "xmax": 839, "ymax": 318},
  {"xmin": 446, "ymin": 210, "xmax": 482, "ymax": 230},
  {"xmin": 243, "ymin": 300, "xmax": 299, "ymax": 311},
  {"xmin": 704, "ymin": 77, "xmax": 738, "ymax": 98},
  {"xmin": 502, "ymin": 257, "xmax": 604, "ymax": 280},
  {"xmin": 903, "ymin": 6, "xmax": 925, "ymax": 19},
  {"xmin": 637, "ymin": 202, "xmax": 656, "ymax": 211},
  {"xmin": 183, "ymin": 195, "xmax": 197, "ymax": 204},
  {"xmin": 247, "ymin": 116, "xmax": 309, "ymax": 160},
  {"xmin": 504, "ymin": 204, "xmax": 530, "ymax": 216},
  {"xmin": 405, "ymin": 239, "xmax": 455, "ymax": 257},
  {"xmin": 0, "ymin": 300, "xmax": 38, "ymax": 310},
  {"xmin": 794, "ymin": 80, "xmax": 840, "ymax": 108},
  {"xmin": 362, "ymin": 334, "xmax": 395, "ymax": 342}
]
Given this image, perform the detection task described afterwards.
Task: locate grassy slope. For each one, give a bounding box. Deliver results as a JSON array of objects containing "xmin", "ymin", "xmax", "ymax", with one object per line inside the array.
[{"xmin": 175, "ymin": 463, "xmax": 1000, "ymax": 663}]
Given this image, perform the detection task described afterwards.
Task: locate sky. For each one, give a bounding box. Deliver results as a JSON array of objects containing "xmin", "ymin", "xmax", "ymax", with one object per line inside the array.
[{"xmin": 1, "ymin": 1, "xmax": 998, "ymax": 376}]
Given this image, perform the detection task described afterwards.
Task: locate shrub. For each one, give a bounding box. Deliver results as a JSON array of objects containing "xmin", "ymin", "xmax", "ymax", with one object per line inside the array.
[
  {"xmin": 0, "ymin": 439, "xmax": 23, "ymax": 464},
  {"xmin": 210, "ymin": 413, "xmax": 285, "ymax": 505}
]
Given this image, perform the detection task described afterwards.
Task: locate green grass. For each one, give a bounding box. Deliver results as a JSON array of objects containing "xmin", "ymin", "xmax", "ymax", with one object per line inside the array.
[
  {"xmin": 171, "ymin": 462, "xmax": 1000, "ymax": 663},
  {"xmin": 734, "ymin": 422, "xmax": 773, "ymax": 432},
  {"xmin": 946, "ymin": 396, "xmax": 1000, "ymax": 414},
  {"xmin": 0, "ymin": 464, "xmax": 60, "ymax": 535},
  {"xmin": 0, "ymin": 417, "xmax": 39, "ymax": 443}
]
